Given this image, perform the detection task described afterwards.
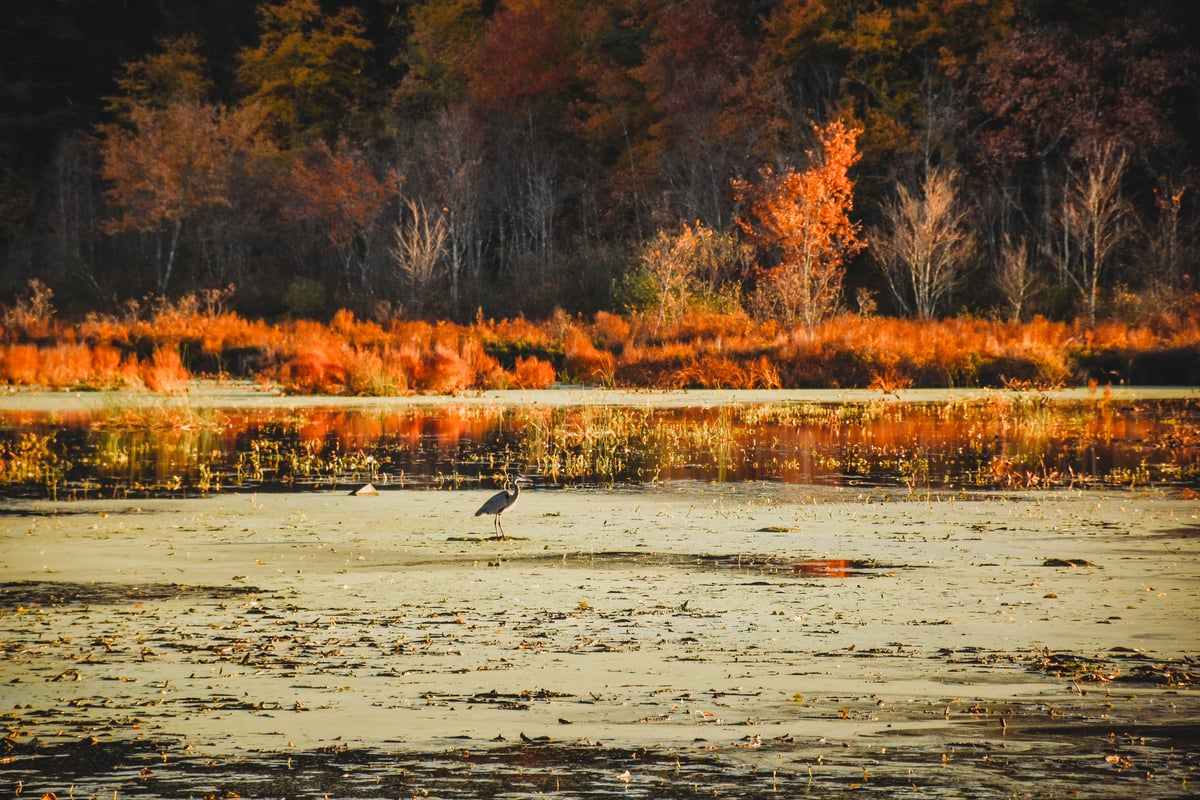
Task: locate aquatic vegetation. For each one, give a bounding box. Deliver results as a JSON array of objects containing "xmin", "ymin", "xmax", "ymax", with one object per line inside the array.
[
  {"xmin": 1027, "ymin": 649, "xmax": 1198, "ymax": 688},
  {"xmin": 0, "ymin": 394, "xmax": 1195, "ymax": 498},
  {"xmin": 0, "ymin": 431, "xmax": 66, "ymax": 499}
]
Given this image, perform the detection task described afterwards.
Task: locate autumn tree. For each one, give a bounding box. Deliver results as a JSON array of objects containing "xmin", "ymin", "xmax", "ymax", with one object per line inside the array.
[
  {"xmin": 105, "ymin": 35, "xmax": 212, "ymax": 118},
  {"xmin": 733, "ymin": 119, "xmax": 865, "ymax": 328},
  {"xmin": 760, "ymin": 0, "xmax": 1015, "ymax": 171},
  {"xmin": 395, "ymin": 0, "xmax": 485, "ymax": 113},
  {"xmin": 974, "ymin": 16, "xmax": 1187, "ymax": 175},
  {"xmin": 285, "ymin": 140, "xmax": 400, "ymax": 303},
  {"xmin": 467, "ymin": 0, "xmax": 578, "ymax": 114},
  {"xmin": 568, "ymin": 2, "xmax": 656, "ymax": 238},
  {"xmin": 237, "ymin": 0, "xmax": 374, "ymax": 149},
  {"xmin": 994, "ymin": 234, "xmax": 1036, "ymax": 322},
  {"xmin": 396, "ymin": 103, "xmax": 489, "ymax": 319},
  {"xmin": 1058, "ymin": 142, "xmax": 1129, "ymax": 325},
  {"xmin": 635, "ymin": 221, "xmax": 753, "ymax": 335},
  {"xmin": 873, "ymin": 165, "xmax": 975, "ymax": 319},
  {"xmin": 628, "ymin": 0, "xmax": 759, "ymax": 229},
  {"xmin": 1143, "ymin": 180, "xmax": 1190, "ymax": 294},
  {"xmin": 391, "ymin": 198, "xmax": 448, "ymax": 318},
  {"xmin": 972, "ymin": 15, "xmax": 1190, "ymax": 312},
  {"xmin": 99, "ymin": 100, "xmax": 273, "ymax": 295},
  {"xmin": 466, "ymin": 0, "xmax": 583, "ymax": 312}
]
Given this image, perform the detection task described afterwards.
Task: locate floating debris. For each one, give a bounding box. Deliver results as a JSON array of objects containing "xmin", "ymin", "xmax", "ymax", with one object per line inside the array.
[{"xmin": 1041, "ymin": 558, "xmax": 1100, "ymax": 568}]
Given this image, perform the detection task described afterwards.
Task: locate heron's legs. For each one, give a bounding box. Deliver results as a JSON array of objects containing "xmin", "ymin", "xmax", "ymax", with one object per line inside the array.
[{"xmin": 495, "ymin": 514, "xmax": 507, "ymax": 539}]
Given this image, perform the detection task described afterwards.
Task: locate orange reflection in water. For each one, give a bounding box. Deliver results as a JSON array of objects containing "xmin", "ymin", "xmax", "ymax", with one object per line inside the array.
[
  {"xmin": 2, "ymin": 397, "xmax": 1196, "ymax": 495},
  {"xmin": 792, "ymin": 559, "xmax": 853, "ymax": 578}
]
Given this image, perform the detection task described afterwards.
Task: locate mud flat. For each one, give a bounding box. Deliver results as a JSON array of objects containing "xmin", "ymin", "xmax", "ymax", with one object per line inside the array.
[{"xmin": 2, "ymin": 483, "xmax": 1198, "ymax": 798}]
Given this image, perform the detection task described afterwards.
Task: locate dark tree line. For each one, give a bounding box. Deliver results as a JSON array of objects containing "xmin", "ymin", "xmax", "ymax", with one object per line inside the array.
[{"xmin": 1, "ymin": 0, "xmax": 1197, "ymax": 325}]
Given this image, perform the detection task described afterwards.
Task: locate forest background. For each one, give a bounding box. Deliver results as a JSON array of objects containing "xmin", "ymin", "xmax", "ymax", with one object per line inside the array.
[{"xmin": 1, "ymin": 0, "xmax": 1199, "ymax": 393}]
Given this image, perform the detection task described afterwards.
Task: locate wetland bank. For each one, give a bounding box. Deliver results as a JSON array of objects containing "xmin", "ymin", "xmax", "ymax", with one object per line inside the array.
[{"xmin": 1, "ymin": 387, "xmax": 1198, "ymax": 798}]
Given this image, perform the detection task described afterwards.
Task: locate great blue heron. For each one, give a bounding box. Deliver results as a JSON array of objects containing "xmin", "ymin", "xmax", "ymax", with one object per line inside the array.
[{"xmin": 475, "ymin": 475, "xmax": 531, "ymax": 538}]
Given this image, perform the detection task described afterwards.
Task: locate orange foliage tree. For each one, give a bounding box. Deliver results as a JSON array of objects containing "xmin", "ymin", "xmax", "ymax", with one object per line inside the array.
[
  {"xmin": 286, "ymin": 140, "xmax": 400, "ymax": 299},
  {"xmin": 733, "ymin": 119, "xmax": 865, "ymax": 328},
  {"xmin": 99, "ymin": 100, "xmax": 273, "ymax": 295}
]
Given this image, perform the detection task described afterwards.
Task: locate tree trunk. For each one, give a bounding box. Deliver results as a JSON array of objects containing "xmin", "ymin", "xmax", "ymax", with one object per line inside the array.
[{"xmin": 159, "ymin": 218, "xmax": 183, "ymax": 295}]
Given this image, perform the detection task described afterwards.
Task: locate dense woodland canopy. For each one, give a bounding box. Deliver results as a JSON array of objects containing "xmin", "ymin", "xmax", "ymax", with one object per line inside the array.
[{"xmin": 2, "ymin": 0, "xmax": 1198, "ymax": 328}]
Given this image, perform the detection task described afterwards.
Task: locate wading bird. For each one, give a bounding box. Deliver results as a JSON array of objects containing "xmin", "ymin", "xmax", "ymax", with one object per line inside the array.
[{"xmin": 475, "ymin": 475, "xmax": 531, "ymax": 538}]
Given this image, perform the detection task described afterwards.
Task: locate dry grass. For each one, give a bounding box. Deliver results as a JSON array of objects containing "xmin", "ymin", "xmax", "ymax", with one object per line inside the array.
[
  {"xmin": 1, "ymin": 290, "xmax": 1198, "ymax": 393},
  {"xmin": 512, "ymin": 356, "xmax": 557, "ymax": 389}
]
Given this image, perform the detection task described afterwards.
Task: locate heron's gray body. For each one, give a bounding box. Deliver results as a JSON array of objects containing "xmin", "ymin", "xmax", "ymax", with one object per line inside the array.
[{"xmin": 475, "ymin": 478, "xmax": 527, "ymax": 537}]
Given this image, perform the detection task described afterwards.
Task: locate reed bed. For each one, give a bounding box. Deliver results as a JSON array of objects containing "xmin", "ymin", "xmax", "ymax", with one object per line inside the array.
[{"xmin": 2, "ymin": 293, "xmax": 1199, "ymax": 393}]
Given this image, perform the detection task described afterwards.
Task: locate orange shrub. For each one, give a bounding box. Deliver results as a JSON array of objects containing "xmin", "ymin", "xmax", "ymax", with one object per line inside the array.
[
  {"xmin": 613, "ymin": 340, "xmax": 695, "ymax": 387},
  {"xmin": 663, "ymin": 309, "xmax": 753, "ymax": 343},
  {"xmin": 563, "ymin": 329, "xmax": 614, "ymax": 385},
  {"xmin": 589, "ymin": 311, "xmax": 631, "ymax": 350},
  {"xmin": 484, "ymin": 314, "xmax": 555, "ymax": 350},
  {"xmin": 430, "ymin": 320, "xmax": 470, "ymax": 354},
  {"xmin": 458, "ymin": 335, "xmax": 506, "ymax": 388},
  {"xmin": 748, "ymin": 355, "xmax": 781, "ymax": 388},
  {"xmin": 511, "ymin": 355, "xmax": 557, "ymax": 389},
  {"xmin": 0, "ymin": 344, "xmax": 40, "ymax": 384},
  {"xmin": 141, "ymin": 346, "xmax": 190, "ymax": 393},
  {"xmin": 394, "ymin": 344, "xmax": 424, "ymax": 386},
  {"xmin": 668, "ymin": 355, "xmax": 750, "ymax": 389},
  {"xmin": 77, "ymin": 314, "xmax": 130, "ymax": 346},
  {"xmin": 89, "ymin": 344, "xmax": 126, "ymax": 386},
  {"xmin": 5, "ymin": 303, "xmax": 1198, "ymax": 393},
  {"xmin": 386, "ymin": 318, "xmax": 435, "ymax": 349},
  {"xmin": 331, "ymin": 309, "xmax": 392, "ymax": 348},
  {"xmin": 268, "ymin": 320, "xmax": 347, "ymax": 393},
  {"xmin": 36, "ymin": 343, "xmax": 93, "ymax": 388},
  {"xmin": 418, "ymin": 345, "xmax": 473, "ymax": 393},
  {"xmin": 197, "ymin": 313, "xmax": 268, "ymax": 357}
]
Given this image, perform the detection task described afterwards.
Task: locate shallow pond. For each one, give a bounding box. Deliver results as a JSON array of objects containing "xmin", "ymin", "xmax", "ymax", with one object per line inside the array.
[{"xmin": 2, "ymin": 387, "xmax": 1198, "ymax": 497}]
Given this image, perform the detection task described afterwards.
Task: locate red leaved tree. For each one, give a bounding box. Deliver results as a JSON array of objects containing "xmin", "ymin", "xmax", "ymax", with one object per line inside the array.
[
  {"xmin": 99, "ymin": 100, "xmax": 273, "ymax": 295},
  {"xmin": 286, "ymin": 140, "xmax": 400, "ymax": 301},
  {"xmin": 733, "ymin": 119, "xmax": 865, "ymax": 327}
]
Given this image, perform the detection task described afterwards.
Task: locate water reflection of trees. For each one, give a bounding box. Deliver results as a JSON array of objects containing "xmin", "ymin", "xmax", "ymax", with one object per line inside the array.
[{"xmin": 1, "ymin": 398, "xmax": 1196, "ymax": 497}]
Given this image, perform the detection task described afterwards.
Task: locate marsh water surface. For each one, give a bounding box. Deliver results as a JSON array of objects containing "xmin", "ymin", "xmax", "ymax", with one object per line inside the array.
[{"xmin": 3, "ymin": 386, "xmax": 1197, "ymax": 497}]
